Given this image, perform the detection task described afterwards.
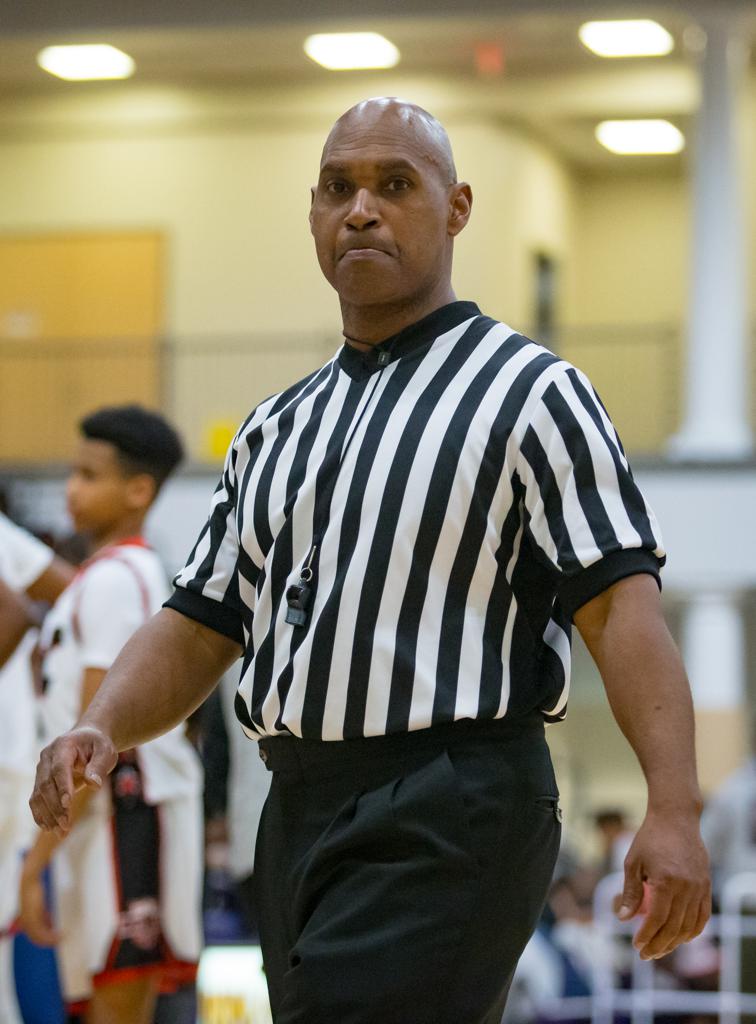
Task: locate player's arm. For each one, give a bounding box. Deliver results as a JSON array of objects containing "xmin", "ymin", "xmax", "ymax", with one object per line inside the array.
[
  {"xmin": 25, "ymin": 556, "xmax": 75, "ymax": 603},
  {"xmin": 19, "ymin": 666, "xmax": 108, "ymax": 944},
  {"xmin": 574, "ymin": 573, "xmax": 711, "ymax": 961},
  {"xmin": 0, "ymin": 578, "xmax": 36, "ymax": 668},
  {"xmin": 30, "ymin": 608, "xmax": 241, "ymax": 833}
]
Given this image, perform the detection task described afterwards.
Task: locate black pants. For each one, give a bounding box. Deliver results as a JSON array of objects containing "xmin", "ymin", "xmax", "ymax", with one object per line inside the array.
[{"xmin": 254, "ymin": 717, "xmax": 561, "ymax": 1024}]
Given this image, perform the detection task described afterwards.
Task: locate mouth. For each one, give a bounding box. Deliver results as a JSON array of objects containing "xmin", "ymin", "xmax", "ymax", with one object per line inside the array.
[{"xmin": 339, "ymin": 246, "xmax": 390, "ymax": 261}]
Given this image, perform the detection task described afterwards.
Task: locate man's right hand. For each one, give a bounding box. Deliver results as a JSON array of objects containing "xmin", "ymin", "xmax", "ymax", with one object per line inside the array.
[{"xmin": 30, "ymin": 726, "xmax": 118, "ymax": 833}]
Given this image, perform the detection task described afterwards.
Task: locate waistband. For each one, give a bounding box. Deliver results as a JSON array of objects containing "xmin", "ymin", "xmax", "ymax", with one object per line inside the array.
[{"xmin": 257, "ymin": 714, "xmax": 544, "ymax": 773}]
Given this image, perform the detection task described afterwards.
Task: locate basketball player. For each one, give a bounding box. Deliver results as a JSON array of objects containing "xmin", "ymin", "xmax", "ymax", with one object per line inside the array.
[
  {"xmin": 18, "ymin": 406, "xmax": 203, "ymax": 1024},
  {"xmin": 0, "ymin": 514, "xmax": 73, "ymax": 1024}
]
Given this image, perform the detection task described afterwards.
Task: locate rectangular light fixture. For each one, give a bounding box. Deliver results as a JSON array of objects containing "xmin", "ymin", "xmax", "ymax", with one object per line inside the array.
[
  {"xmin": 596, "ymin": 120, "xmax": 685, "ymax": 155},
  {"xmin": 37, "ymin": 44, "xmax": 135, "ymax": 81},
  {"xmin": 304, "ymin": 32, "xmax": 399, "ymax": 71},
  {"xmin": 579, "ymin": 20, "xmax": 674, "ymax": 58}
]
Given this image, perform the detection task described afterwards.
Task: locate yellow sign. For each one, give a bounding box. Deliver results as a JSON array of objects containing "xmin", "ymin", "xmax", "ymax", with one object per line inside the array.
[{"xmin": 199, "ymin": 994, "xmax": 252, "ymax": 1024}]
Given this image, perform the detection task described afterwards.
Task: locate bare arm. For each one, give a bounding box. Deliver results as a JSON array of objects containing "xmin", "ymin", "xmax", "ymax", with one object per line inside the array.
[
  {"xmin": 25, "ymin": 556, "xmax": 75, "ymax": 603},
  {"xmin": 0, "ymin": 578, "xmax": 36, "ymax": 668},
  {"xmin": 30, "ymin": 608, "xmax": 241, "ymax": 833},
  {"xmin": 574, "ymin": 573, "xmax": 711, "ymax": 960}
]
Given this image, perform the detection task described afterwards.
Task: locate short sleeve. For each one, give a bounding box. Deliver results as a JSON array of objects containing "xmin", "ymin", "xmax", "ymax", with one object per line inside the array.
[
  {"xmin": 165, "ymin": 439, "xmax": 244, "ymax": 644},
  {"xmin": 76, "ymin": 561, "xmax": 148, "ymax": 669},
  {"xmin": 0, "ymin": 512, "xmax": 53, "ymax": 592},
  {"xmin": 516, "ymin": 365, "xmax": 666, "ymax": 618}
]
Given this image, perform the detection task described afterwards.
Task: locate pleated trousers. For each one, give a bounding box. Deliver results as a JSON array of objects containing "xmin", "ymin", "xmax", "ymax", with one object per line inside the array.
[{"xmin": 254, "ymin": 715, "xmax": 561, "ymax": 1024}]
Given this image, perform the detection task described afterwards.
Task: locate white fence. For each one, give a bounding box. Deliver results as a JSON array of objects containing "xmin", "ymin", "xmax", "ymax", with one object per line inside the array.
[{"xmin": 526, "ymin": 871, "xmax": 756, "ymax": 1024}]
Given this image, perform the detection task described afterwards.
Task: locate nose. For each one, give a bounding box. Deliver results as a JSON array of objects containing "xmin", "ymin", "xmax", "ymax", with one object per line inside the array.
[{"xmin": 345, "ymin": 187, "xmax": 380, "ymax": 231}]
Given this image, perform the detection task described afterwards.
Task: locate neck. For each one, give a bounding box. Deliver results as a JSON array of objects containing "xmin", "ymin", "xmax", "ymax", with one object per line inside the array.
[
  {"xmin": 91, "ymin": 516, "xmax": 145, "ymax": 553},
  {"xmin": 340, "ymin": 282, "xmax": 457, "ymax": 351}
]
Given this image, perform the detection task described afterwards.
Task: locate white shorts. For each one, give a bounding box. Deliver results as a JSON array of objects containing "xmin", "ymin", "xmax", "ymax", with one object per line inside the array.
[{"xmin": 52, "ymin": 781, "xmax": 203, "ymax": 1004}]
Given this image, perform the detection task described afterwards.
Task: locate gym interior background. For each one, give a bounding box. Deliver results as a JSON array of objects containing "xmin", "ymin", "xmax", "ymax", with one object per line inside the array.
[{"xmin": 0, "ymin": 0, "xmax": 755, "ymax": 847}]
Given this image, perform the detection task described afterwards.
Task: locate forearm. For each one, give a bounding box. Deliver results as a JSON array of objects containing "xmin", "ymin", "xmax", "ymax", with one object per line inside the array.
[
  {"xmin": 79, "ymin": 607, "xmax": 241, "ymax": 750},
  {"xmin": 576, "ymin": 575, "xmax": 702, "ymax": 817},
  {"xmin": 0, "ymin": 580, "xmax": 35, "ymax": 668}
]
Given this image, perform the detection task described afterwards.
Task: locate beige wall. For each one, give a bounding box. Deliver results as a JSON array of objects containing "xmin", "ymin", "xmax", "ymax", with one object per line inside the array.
[
  {"xmin": 0, "ymin": 73, "xmax": 752, "ymax": 455},
  {"xmin": 571, "ymin": 169, "xmax": 689, "ymax": 327},
  {"xmin": 0, "ymin": 79, "xmax": 576, "ymax": 453},
  {"xmin": 0, "ymin": 79, "xmax": 575, "ymax": 340}
]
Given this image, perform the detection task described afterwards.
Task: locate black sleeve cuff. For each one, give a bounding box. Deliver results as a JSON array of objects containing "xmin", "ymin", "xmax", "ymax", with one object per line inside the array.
[
  {"xmin": 559, "ymin": 548, "xmax": 663, "ymax": 619},
  {"xmin": 164, "ymin": 587, "xmax": 245, "ymax": 647}
]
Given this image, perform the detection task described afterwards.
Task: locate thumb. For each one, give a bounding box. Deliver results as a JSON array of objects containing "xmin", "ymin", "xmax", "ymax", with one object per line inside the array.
[
  {"xmin": 82, "ymin": 741, "xmax": 117, "ymax": 789},
  {"xmin": 618, "ymin": 865, "xmax": 644, "ymax": 921}
]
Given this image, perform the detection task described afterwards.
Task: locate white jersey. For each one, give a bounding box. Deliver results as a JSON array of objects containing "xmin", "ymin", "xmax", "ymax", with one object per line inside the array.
[
  {"xmin": 0, "ymin": 514, "xmax": 54, "ymax": 1023},
  {"xmin": 0, "ymin": 513, "xmax": 52, "ymax": 780},
  {"xmin": 39, "ymin": 540, "xmax": 201, "ymax": 803},
  {"xmin": 39, "ymin": 539, "xmax": 203, "ymax": 1000}
]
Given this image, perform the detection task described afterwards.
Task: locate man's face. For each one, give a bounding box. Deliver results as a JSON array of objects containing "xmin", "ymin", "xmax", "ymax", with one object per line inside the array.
[
  {"xmin": 310, "ymin": 116, "xmax": 458, "ymax": 311},
  {"xmin": 66, "ymin": 438, "xmax": 141, "ymax": 537}
]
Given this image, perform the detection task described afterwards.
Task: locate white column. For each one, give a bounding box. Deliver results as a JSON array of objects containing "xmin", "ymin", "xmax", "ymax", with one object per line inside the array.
[
  {"xmin": 681, "ymin": 590, "xmax": 748, "ymax": 791},
  {"xmin": 668, "ymin": 16, "xmax": 752, "ymax": 459}
]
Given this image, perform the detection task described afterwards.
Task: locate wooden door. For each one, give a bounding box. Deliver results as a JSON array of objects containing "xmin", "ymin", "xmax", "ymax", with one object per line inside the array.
[{"xmin": 0, "ymin": 232, "xmax": 162, "ymax": 463}]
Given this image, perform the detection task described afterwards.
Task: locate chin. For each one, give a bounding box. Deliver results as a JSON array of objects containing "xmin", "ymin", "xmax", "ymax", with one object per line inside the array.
[{"xmin": 336, "ymin": 273, "xmax": 407, "ymax": 308}]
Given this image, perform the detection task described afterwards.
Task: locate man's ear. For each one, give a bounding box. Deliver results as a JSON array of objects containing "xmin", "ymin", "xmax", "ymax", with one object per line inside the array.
[
  {"xmin": 448, "ymin": 182, "xmax": 473, "ymax": 238},
  {"xmin": 125, "ymin": 472, "xmax": 156, "ymax": 513},
  {"xmin": 309, "ymin": 186, "xmax": 316, "ymax": 234}
]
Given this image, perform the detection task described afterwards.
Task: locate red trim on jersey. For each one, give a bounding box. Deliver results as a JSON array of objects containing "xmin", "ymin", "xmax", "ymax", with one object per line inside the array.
[
  {"xmin": 92, "ymin": 963, "xmax": 163, "ymax": 989},
  {"xmin": 102, "ymin": 813, "xmax": 126, "ymax": 974},
  {"xmin": 158, "ymin": 959, "xmax": 199, "ymax": 993}
]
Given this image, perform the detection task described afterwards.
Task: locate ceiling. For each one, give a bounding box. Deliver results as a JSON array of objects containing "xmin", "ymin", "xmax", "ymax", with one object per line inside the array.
[{"xmin": 0, "ymin": 3, "xmax": 754, "ymax": 170}]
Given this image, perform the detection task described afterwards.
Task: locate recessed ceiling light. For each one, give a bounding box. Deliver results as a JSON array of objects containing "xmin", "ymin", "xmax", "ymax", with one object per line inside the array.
[
  {"xmin": 303, "ymin": 32, "xmax": 400, "ymax": 71},
  {"xmin": 595, "ymin": 120, "xmax": 685, "ymax": 155},
  {"xmin": 579, "ymin": 20, "xmax": 674, "ymax": 58},
  {"xmin": 37, "ymin": 44, "xmax": 135, "ymax": 81}
]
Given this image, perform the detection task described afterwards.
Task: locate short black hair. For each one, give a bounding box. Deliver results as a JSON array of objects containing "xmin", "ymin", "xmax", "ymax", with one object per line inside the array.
[{"xmin": 80, "ymin": 404, "xmax": 184, "ymax": 493}]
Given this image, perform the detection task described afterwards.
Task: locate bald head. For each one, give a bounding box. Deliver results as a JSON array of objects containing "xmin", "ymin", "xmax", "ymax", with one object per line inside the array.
[{"xmin": 322, "ymin": 98, "xmax": 457, "ymax": 186}]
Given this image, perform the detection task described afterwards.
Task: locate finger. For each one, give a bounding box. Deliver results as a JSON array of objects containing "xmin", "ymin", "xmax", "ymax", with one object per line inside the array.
[
  {"xmin": 30, "ymin": 752, "xmax": 65, "ymax": 830},
  {"xmin": 654, "ymin": 893, "xmax": 702, "ymax": 958},
  {"xmin": 83, "ymin": 736, "xmax": 118, "ymax": 789},
  {"xmin": 618, "ymin": 861, "xmax": 645, "ymax": 921},
  {"xmin": 679, "ymin": 890, "xmax": 706, "ymax": 944},
  {"xmin": 30, "ymin": 741, "xmax": 76, "ymax": 829},
  {"xmin": 691, "ymin": 893, "xmax": 712, "ymax": 941},
  {"xmin": 633, "ymin": 884, "xmax": 674, "ymax": 956},
  {"xmin": 639, "ymin": 895, "xmax": 687, "ymax": 960}
]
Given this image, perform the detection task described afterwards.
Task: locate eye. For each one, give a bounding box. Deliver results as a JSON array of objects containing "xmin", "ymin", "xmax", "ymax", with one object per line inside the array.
[
  {"xmin": 325, "ymin": 180, "xmax": 350, "ymax": 195},
  {"xmin": 385, "ymin": 178, "xmax": 411, "ymax": 192}
]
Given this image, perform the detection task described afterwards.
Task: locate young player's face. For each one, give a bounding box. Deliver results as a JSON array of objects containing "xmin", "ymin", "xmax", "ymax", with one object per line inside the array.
[{"xmin": 66, "ymin": 439, "xmax": 140, "ymax": 538}]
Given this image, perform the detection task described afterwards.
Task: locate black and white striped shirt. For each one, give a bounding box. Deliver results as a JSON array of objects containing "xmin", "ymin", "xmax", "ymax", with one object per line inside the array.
[{"xmin": 167, "ymin": 301, "xmax": 665, "ymax": 741}]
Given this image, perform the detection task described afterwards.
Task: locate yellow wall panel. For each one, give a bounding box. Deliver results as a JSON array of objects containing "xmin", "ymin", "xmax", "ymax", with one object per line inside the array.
[{"xmin": 0, "ymin": 232, "xmax": 161, "ymax": 462}]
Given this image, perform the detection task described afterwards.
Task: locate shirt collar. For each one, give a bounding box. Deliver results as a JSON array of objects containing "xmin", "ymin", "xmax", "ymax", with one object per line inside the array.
[{"xmin": 337, "ymin": 300, "xmax": 481, "ymax": 380}]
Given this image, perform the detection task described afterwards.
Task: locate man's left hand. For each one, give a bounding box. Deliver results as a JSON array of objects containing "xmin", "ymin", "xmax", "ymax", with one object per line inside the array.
[{"xmin": 617, "ymin": 811, "xmax": 711, "ymax": 960}]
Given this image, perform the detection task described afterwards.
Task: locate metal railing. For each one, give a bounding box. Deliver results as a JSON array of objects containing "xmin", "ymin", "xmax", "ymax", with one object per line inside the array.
[
  {"xmin": 1, "ymin": 323, "xmax": 754, "ymax": 465},
  {"xmin": 527, "ymin": 871, "xmax": 756, "ymax": 1024}
]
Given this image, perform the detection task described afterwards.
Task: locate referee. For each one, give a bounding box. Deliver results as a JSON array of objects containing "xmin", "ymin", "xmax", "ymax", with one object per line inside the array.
[{"xmin": 31, "ymin": 98, "xmax": 710, "ymax": 1024}]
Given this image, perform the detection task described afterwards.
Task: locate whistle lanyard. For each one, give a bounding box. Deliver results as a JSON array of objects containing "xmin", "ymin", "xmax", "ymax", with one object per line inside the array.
[{"xmin": 285, "ymin": 351, "xmax": 392, "ymax": 627}]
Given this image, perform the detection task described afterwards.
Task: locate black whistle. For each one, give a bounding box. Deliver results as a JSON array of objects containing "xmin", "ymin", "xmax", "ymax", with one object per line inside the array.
[{"xmin": 285, "ymin": 580, "xmax": 312, "ymax": 626}]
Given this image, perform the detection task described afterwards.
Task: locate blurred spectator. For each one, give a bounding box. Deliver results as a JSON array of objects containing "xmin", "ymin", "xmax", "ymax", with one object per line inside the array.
[
  {"xmin": 593, "ymin": 808, "xmax": 635, "ymax": 877},
  {"xmin": 701, "ymin": 747, "xmax": 756, "ymax": 1024}
]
